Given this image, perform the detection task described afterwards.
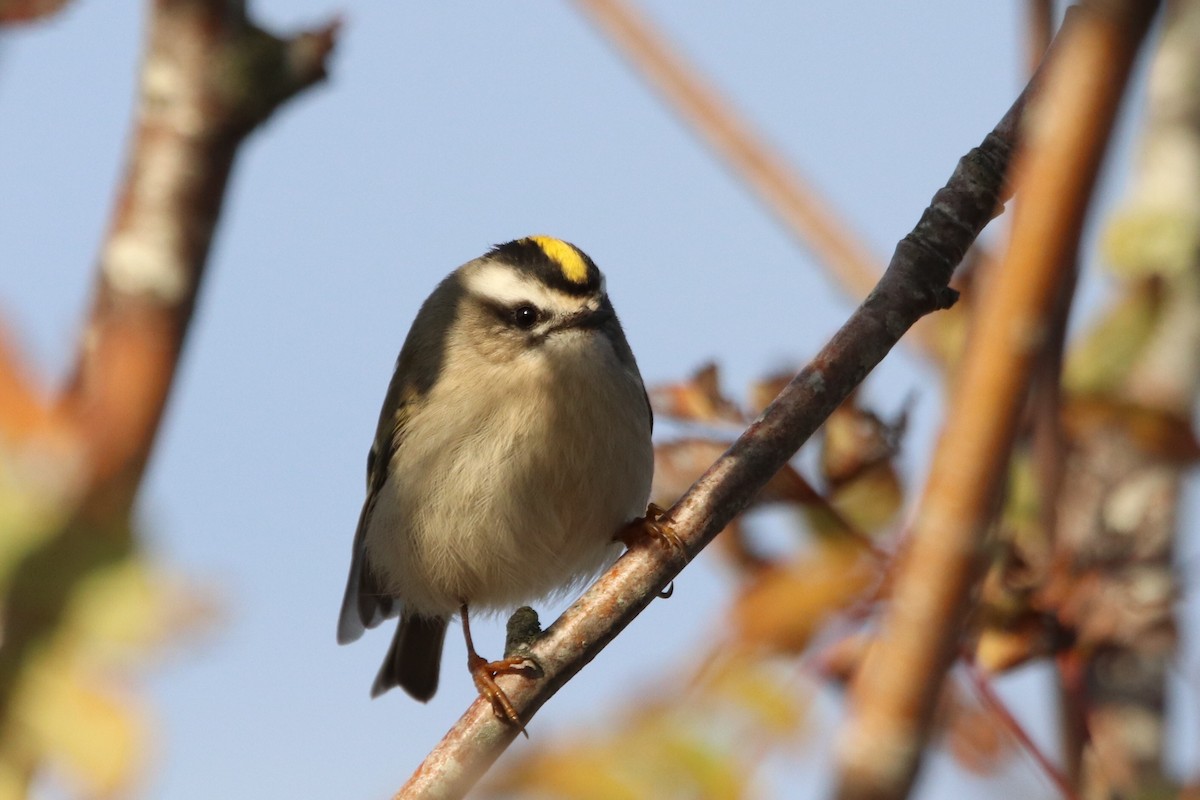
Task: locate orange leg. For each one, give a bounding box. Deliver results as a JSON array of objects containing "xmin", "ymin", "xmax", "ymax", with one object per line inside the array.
[{"xmin": 461, "ymin": 603, "xmax": 536, "ymax": 737}]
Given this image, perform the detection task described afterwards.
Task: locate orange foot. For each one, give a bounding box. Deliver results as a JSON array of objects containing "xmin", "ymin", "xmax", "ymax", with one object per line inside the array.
[
  {"xmin": 468, "ymin": 653, "xmax": 539, "ymax": 737},
  {"xmin": 615, "ymin": 503, "xmax": 685, "ymax": 558},
  {"xmin": 460, "ymin": 603, "xmax": 539, "ymax": 737}
]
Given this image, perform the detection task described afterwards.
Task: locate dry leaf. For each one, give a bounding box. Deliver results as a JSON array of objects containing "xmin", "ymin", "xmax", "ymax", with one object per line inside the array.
[
  {"xmin": 814, "ymin": 632, "xmax": 873, "ymax": 684},
  {"xmin": 820, "ymin": 396, "xmax": 906, "ymax": 487},
  {"xmin": 1063, "ymin": 281, "xmax": 1162, "ymax": 396},
  {"xmin": 748, "ymin": 371, "xmax": 796, "ymax": 417},
  {"xmin": 941, "ymin": 694, "xmax": 1011, "ymax": 775},
  {"xmin": 655, "ymin": 438, "xmax": 822, "ymax": 510},
  {"xmin": 973, "ymin": 619, "xmax": 1055, "ymax": 673},
  {"xmin": 731, "ymin": 545, "xmax": 878, "ymax": 654},
  {"xmin": 827, "ymin": 462, "xmax": 904, "ymax": 536},
  {"xmin": 705, "ymin": 654, "xmax": 810, "ymax": 736},
  {"xmin": 648, "ymin": 363, "xmax": 744, "ymax": 425},
  {"xmin": 1063, "ymin": 396, "xmax": 1200, "ymax": 463}
]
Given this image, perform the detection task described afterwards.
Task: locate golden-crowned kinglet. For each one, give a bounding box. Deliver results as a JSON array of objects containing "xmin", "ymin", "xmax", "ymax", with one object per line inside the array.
[{"xmin": 336, "ymin": 236, "xmax": 654, "ymax": 726}]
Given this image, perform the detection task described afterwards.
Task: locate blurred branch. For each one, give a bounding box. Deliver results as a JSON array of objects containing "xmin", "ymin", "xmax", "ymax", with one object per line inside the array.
[
  {"xmin": 0, "ymin": 0, "xmax": 337, "ymax": 777},
  {"xmin": 569, "ymin": 1, "xmax": 881, "ymax": 300},
  {"xmin": 1024, "ymin": 6, "xmax": 1079, "ymax": 777},
  {"xmin": 58, "ymin": 1, "xmax": 337, "ymax": 516},
  {"xmin": 1035, "ymin": 247, "xmax": 1084, "ymax": 786},
  {"xmin": 1026, "ymin": 0, "xmax": 1056, "ymax": 77},
  {"xmin": 398, "ymin": 27, "xmax": 1032, "ymax": 800},
  {"xmin": 1054, "ymin": 2, "xmax": 1200, "ymax": 794},
  {"xmin": 0, "ymin": 0, "xmax": 73, "ymax": 25},
  {"xmin": 832, "ymin": 4, "xmax": 1157, "ymax": 800},
  {"xmin": 963, "ymin": 656, "xmax": 1078, "ymax": 800}
]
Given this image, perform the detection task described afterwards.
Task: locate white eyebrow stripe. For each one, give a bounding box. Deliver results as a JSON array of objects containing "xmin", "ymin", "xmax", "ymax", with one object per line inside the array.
[{"xmin": 465, "ymin": 262, "xmax": 580, "ymax": 314}]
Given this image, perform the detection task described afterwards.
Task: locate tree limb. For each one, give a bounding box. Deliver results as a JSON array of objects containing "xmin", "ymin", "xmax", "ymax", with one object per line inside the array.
[
  {"xmin": 0, "ymin": 0, "xmax": 338, "ymax": 740},
  {"xmin": 58, "ymin": 0, "xmax": 338, "ymax": 516}
]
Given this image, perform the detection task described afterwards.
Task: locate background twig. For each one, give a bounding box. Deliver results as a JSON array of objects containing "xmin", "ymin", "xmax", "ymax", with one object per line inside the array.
[
  {"xmin": 0, "ymin": 0, "xmax": 337, "ymax": 784},
  {"xmin": 832, "ymin": 4, "xmax": 1157, "ymax": 799},
  {"xmin": 571, "ymin": 0, "xmax": 880, "ymax": 299}
]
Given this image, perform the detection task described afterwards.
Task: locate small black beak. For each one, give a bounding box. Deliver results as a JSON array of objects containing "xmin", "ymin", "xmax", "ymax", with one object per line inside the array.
[{"xmin": 555, "ymin": 304, "xmax": 614, "ymax": 333}]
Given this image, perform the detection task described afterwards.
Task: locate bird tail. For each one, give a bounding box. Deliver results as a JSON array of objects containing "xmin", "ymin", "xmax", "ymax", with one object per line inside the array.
[{"xmin": 371, "ymin": 615, "xmax": 448, "ymax": 701}]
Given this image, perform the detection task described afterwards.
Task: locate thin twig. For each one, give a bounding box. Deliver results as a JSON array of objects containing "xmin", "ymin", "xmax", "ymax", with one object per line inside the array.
[
  {"xmin": 570, "ymin": 0, "xmax": 881, "ymax": 300},
  {"xmin": 832, "ymin": 4, "xmax": 1158, "ymax": 799},
  {"xmin": 963, "ymin": 657, "xmax": 1079, "ymax": 800},
  {"xmin": 397, "ymin": 34, "xmax": 1032, "ymax": 800}
]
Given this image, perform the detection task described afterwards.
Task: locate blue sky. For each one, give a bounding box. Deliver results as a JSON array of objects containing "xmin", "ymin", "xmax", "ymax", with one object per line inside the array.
[{"xmin": 3, "ymin": 3, "xmax": 1175, "ymax": 798}]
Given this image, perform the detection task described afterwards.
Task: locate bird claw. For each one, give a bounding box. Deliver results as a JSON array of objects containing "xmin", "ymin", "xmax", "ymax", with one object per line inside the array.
[
  {"xmin": 469, "ymin": 653, "xmax": 539, "ymax": 737},
  {"xmin": 616, "ymin": 503, "xmax": 686, "ymax": 561}
]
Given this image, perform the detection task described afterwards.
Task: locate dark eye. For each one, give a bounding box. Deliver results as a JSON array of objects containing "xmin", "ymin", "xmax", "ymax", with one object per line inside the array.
[{"xmin": 511, "ymin": 304, "xmax": 540, "ymax": 330}]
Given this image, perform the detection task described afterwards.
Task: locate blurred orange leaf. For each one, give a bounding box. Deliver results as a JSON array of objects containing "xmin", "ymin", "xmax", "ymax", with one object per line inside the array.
[
  {"xmin": 1063, "ymin": 395, "xmax": 1200, "ymax": 462},
  {"xmin": 827, "ymin": 462, "xmax": 904, "ymax": 536},
  {"xmin": 732, "ymin": 544, "xmax": 878, "ymax": 654},
  {"xmin": 820, "ymin": 395, "xmax": 906, "ymax": 487},
  {"xmin": 648, "ymin": 363, "xmax": 744, "ymax": 425}
]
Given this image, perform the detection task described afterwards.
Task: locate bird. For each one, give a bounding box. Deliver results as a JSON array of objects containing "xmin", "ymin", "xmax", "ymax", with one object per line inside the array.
[{"xmin": 337, "ymin": 235, "xmax": 656, "ymax": 729}]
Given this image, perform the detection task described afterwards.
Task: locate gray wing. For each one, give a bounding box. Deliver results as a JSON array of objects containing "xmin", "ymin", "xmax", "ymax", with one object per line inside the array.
[
  {"xmin": 336, "ymin": 273, "xmax": 465, "ymax": 645},
  {"xmin": 335, "ymin": 500, "xmax": 393, "ymax": 644},
  {"xmin": 599, "ymin": 296, "xmax": 653, "ymax": 433},
  {"xmin": 335, "ymin": 381, "xmax": 413, "ymax": 644}
]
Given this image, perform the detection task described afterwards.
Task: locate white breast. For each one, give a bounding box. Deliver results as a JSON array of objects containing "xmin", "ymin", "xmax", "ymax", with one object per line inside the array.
[{"xmin": 364, "ymin": 327, "xmax": 653, "ymax": 618}]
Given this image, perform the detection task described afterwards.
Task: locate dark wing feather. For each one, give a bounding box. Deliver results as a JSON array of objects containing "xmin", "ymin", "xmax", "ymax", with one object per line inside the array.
[
  {"xmin": 336, "ymin": 272, "xmax": 465, "ymax": 646},
  {"xmin": 335, "ymin": 383, "xmax": 413, "ymax": 644}
]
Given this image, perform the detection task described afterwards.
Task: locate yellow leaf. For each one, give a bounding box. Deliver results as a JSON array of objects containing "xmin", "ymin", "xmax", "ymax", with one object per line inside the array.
[
  {"xmin": 68, "ymin": 557, "xmax": 220, "ymax": 662},
  {"xmin": 732, "ymin": 545, "xmax": 877, "ymax": 654},
  {"xmin": 1063, "ymin": 281, "xmax": 1161, "ymax": 395},
  {"xmin": 1103, "ymin": 208, "xmax": 1200, "ymax": 278},
  {"xmin": 828, "ymin": 463, "xmax": 904, "ymax": 535},
  {"xmin": 707, "ymin": 656, "xmax": 809, "ymax": 735},
  {"xmin": 15, "ymin": 650, "xmax": 145, "ymax": 797}
]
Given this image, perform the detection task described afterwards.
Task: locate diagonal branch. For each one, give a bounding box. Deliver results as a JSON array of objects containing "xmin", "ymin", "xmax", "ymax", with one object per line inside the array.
[
  {"xmin": 831, "ymin": 3, "xmax": 1158, "ymax": 799},
  {"xmin": 396, "ymin": 25, "xmax": 1038, "ymax": 800}
]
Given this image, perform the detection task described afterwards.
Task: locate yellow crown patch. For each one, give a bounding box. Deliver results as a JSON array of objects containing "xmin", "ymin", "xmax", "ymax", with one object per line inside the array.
[{"xmin": 527, "ymin": 235, "xmax": 589, "ymax": 285}]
